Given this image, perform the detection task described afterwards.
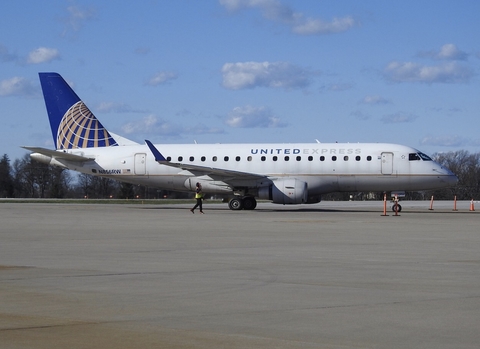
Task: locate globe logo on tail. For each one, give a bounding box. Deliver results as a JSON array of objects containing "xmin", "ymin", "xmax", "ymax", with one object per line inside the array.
[{"xmin": 57, "ymin": 101, "xmax": 118, "ymax": 149}]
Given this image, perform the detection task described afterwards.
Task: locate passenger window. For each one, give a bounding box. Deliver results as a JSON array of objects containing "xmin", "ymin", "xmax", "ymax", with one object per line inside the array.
[
  {"xmin": 212, "ymin": 156, "xmax": 217, "ymax": 162},
  {"xmin": 224, "ymin": 156, "xmax": 229, "ymax": 161},
  {"xmin": 355, "ymin": 156, "xmax": 361, "ymax": 161},
  {"xmin": 284, "ymin": 156, "xmax": 290, "ymax": 161},
  {"xmin": 296, "ymin": 156, "xmax": 301, "ymax": 161},
  {"xmin": 273, "ymin": 156, "xmax": 278, "ymax": 161},
  {"xmin": 344, "ymin": 156, "xmax": 348, "ymax": 161},
  {"xmin": 367, "ymin": 156, "xmax": 372, "ymax": 161},
  {"xmin": 201, "ymin": 156, "xmax": 206, "ymax": 162},
  {"xmin": 320, "ymin": 156, "xmax": 325, "ymax": 161},
  {"xmin": 261, "ymin": 156, "xmax": 266, "ymax": 161},
  {"xmin": 332, "ymin": 156, "xmax": 337, "ymax": 161},
  {"xmin": 247, "ymin": 156, "xmax": 252, "ymax": 161},
  {"xmin": 167, "ymin": 156, "xmax": 171, "ymax": 161},
  {"xmin": 178, "ymin": 156, "xmax": 183, "ymax": 161},
  {"xmin": 189, "ymin": 156, "xmax": 194, "ymax": 161},
  {"xmin": 236, "ymin": 156, "xmax": 240, "ymax": 161},
  {"xmin": 308, "ymin": 156, "xmax": 313, "ymax": 161}
]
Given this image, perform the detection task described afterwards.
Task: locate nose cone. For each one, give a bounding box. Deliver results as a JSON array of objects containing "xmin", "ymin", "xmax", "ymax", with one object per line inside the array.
[
  {"xmin": 443, "ymin": 173, "xmax": 458, "ymax": 186},
  {"xmin": 446, "ymin": 172, "xmax": 459, "ymax": 186},
  {"xmin": 437, "ymin": 166, "xmax": 458, "ymax": 186}
]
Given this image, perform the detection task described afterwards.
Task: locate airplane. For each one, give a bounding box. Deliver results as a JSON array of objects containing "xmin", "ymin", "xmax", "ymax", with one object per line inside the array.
[{"xmin": 23, "ymin": 72, "xmax": 458, "ymax": 211}]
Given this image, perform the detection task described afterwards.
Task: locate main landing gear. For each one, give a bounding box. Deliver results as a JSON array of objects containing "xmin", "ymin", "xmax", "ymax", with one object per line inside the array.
[{"xmin": 228, "ymin": 196, "xmax": 257, "ymax": 210}]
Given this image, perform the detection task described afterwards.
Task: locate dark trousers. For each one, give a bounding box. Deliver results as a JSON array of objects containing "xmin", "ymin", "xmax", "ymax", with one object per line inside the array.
[{"xmin": 192, "ymin": 198, "xmax": 203, "ymax": 211}]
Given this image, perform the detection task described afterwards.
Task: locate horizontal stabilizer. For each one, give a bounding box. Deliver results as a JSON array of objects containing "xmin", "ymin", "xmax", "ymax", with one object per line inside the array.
[{"xmin": 22, "ymin": 146, "xmax": 95, "ymax": 162}]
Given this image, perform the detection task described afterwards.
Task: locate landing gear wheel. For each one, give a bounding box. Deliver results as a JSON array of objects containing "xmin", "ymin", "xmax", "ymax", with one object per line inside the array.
[
  {"xmin": 392, "ymin": 204, "xmax": 402, "ymax": 212},
  {"xmin": 242, "ymin": 197, "xmax": 257, "ymax": 210},
  {"xmin": 228, "ymin": 198, "xmax": 244, "ymax": 210}
]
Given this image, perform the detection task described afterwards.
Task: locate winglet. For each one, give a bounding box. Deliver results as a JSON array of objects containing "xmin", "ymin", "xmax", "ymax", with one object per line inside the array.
[{"xmin": 145, "ymin": 140, "xmax": 167, "ymax": 162}]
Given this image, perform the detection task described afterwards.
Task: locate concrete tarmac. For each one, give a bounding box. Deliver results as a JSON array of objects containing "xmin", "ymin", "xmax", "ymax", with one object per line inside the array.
[{"xmin": 1, "ymin": 201, "xmax": 479, "ymax": 348}]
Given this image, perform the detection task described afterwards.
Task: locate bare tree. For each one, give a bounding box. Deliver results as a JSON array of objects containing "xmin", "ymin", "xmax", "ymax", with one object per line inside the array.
[
  {"xmin": 431, "ymin": 151, "xmax": 480, "ymax": 200},
  {"xmin": 12, "ymin": 154, "xmax": 72, "ymax": 198},
  {"xmin": 0, "ymin": 154, "xmax": 14, "ymax": 197}
]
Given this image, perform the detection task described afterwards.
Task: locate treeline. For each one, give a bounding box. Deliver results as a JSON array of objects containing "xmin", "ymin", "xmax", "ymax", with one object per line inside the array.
[{"xmin": 1, "ymin": 151, "xmax": 479, "ymax": 200}]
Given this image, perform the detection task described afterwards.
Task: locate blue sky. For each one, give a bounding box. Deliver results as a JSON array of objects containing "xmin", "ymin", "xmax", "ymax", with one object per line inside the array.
[{"xmin": 1, "ymin": 0, "xmax": 479, "ymax": 161}]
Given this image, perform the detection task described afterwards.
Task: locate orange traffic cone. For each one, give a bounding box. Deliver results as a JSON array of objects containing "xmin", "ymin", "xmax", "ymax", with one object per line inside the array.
[{"xmin": 470, "ymin": 199, "xmax": 475, "ymax": 211}]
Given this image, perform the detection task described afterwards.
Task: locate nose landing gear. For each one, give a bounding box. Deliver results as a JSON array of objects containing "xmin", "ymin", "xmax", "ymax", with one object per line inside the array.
[{"xmin": 392, "ymin": 202, "xmax": 402, "ymax": 212}]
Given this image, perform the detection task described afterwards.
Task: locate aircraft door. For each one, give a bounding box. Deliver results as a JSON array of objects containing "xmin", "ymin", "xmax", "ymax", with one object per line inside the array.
[
  {"xmin": 381, "ymin": 152, "xmax": 393, "ymax": 175},
  {"xmin": 134, "ymin": 153, "xmax": 146, "ymax": 175}
]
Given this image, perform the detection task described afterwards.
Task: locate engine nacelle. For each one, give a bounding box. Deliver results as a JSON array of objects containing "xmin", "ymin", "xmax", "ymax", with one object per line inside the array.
[
  {"xmin": 30, "ymin": 153, "xmax": 69, "ymax": 169},
  {"xmin": 258, "ymin": 178, "xmax": 308, "ymax": 204},
  {"xmin": 30, "ymin": 153, "xmax": 52, "ymax": 164}
]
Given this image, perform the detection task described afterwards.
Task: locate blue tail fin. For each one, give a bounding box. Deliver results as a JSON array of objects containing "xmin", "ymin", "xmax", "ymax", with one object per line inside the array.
[{"xmin": 39, "ymin": 72, "xmax": 118, "ymax": 149}]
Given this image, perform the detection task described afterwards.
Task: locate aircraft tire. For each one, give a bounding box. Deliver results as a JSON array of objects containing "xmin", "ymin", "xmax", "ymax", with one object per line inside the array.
[
  {"xmin": 228, "ymin": 198, "xmax": 244, "ymax": 210},
  {"xmin": 392, "ymin": 204, "xmax": 402, "ymax": 212},
  {"xmin": 242, "ymin": 197, "xmax": 257, "ymax": 210}
]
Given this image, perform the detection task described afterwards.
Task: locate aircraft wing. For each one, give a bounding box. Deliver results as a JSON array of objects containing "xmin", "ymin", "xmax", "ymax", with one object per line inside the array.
[
  {"xmin": 22, "ymin": 146, "xmax": 95, "ymax": 162},
  {"xmin": 145, "ymin": 140, "xmax": 265, "ymax": 180}
]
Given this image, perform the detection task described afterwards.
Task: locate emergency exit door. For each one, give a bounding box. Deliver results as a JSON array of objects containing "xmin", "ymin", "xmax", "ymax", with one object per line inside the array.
[
  {"xmin": 134, "ymin": 153, "xmax": 146, "ymax": 175},
  {"xmin": 381, "ymin": 152, "xmax": 393, "ymax": 175}
]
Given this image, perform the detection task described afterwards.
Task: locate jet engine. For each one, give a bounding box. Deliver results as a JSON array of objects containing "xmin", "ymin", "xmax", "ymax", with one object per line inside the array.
[{"xmin": 258, "ymin": 178, "xmax": 308, "ymax": 204}]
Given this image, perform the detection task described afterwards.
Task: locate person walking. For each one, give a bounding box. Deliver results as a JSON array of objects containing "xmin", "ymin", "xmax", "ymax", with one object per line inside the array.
[{"xmin": 190, "ymin": 182, "xmax": 204, "ymax": 214}]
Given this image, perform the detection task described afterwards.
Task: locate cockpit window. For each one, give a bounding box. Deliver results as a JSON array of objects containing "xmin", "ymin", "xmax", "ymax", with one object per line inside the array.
[
  {"xmin": 409, "ymin": 153, "xmax": 421, "ymax": 161},
  {"xmin": 418, "ymin": 152, "xmax": 432, "ymax": 161},
  {"xmin": 409, "ymin": 152, "xmax": 432, "ymax": 161}
]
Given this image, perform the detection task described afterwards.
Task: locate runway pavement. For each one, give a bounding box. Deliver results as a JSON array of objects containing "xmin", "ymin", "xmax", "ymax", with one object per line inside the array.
[{"xmin": 1, "ymin": 201, "xmax": 479, "ymax": 348}]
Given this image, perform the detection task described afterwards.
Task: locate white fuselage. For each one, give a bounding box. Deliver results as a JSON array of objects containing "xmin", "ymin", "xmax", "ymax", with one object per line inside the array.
[{"xmin": 41, "ymin": 142, "xmax": 458, "ymax": 197}]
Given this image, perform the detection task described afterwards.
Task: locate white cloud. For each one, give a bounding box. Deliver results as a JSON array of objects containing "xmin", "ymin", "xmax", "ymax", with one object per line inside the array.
[
  {"xmin": 381, "ymin": 112, "xmax": 418, "ymax": 124},
  {"xmin": 225, "ymin": 105, "xmax": 287, "ymax": 128},
  {"xmin": 61, "ymin": 4, "xmax": 96, "ymax": 38},
  {"xmin": 221, "ymin": 61, "xmax": 315, "ymax": 90},
  {"xmin": 384, "ymin": 61, "xmax": 474, "ymax": 84},
  {"xmin": 219, "ymin": 0, "xmax": 358, "ymax": 35},
  {"xmin": 145, "ymin": 71, "xmax": 178, "ymax": 86},
  {"xmin": 361, "ymin": 95, "xmax": 390, "ymax": 105},
  {"xmin": 437, "ymin": 44, "xmax": 468, "ymax": 60},
  {"xmin": 420, "ymin": 43, "xmax": 468, "ymax": 61},
  {"xmin": 27, "ymin": 47, "xmax": 60, "ymax": 64},
  {"xmin": 0, "ymin": 77, "xmax": 36, "ymax": 97},
  {"xmin": 292, "ymin": 16, "xmax": 356, "ymax": 35}
]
